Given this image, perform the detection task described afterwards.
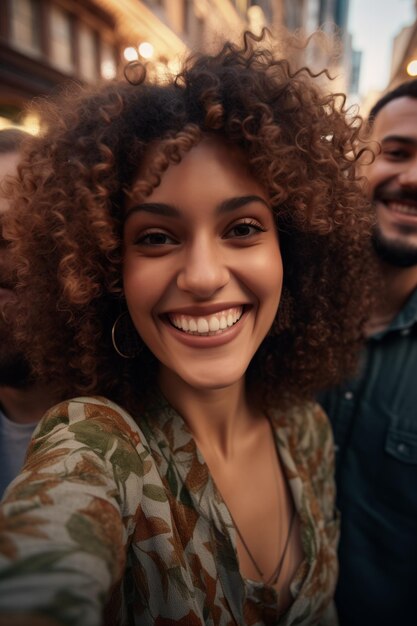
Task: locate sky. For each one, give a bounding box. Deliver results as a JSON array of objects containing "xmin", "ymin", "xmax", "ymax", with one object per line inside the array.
[{"xmin": 348, "ymin": 0, "xmax": 415, "ymax": 96}]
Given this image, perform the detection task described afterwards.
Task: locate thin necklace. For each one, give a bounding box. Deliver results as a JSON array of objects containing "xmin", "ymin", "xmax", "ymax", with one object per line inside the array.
[{"xmin": 230, "ymin": 497, "xmax": 296, "ymax": 586}]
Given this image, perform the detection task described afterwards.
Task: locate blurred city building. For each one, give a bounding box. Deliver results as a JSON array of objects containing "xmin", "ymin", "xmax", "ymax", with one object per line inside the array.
[
  {"xmin": 389, "ymin": 0, "xmax": 417, "ymax": 88},
  {"xmin": 277, "ymin": 0, "xmax": 354, "ymax": 93},
  {"xmin": 349, "ymin": 0, "xmax": 417, "ymax": 116},
  {"xmin": 0, "ymin": 0, "xmax": 187, "ymax": 131},
  {"xmin": 0, "ymin": 0, "xmax": 354, "ymax": 132},
  {"xmin": 348, "ymin": 43, "xmax": 361, "ymax": 94}
]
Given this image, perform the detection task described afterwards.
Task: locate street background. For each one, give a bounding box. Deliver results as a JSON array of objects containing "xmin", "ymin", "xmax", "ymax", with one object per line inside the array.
[{"xmin": 0, "ymin": 0, "xmax": 415, "ymax": 133}]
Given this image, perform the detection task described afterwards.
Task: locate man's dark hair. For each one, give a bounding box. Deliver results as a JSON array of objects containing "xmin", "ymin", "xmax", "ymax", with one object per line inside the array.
[
  {"xmin": 369, "ymin": 78, "xmax": 417, "ymax": 123},
  {"xmin": 0, "ymin": 128, "xmax": 30, "ymax": 154}
]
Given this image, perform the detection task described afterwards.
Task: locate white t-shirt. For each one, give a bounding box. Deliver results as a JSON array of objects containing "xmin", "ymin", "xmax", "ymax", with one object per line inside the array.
[{"xmin": 0, "ymin": 408, "xmax": 37, "ymax": 498}]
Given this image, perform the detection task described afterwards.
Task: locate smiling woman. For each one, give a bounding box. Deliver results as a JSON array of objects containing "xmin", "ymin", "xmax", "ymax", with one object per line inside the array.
[
  {"xmin": 123, "ymin": 137, "xmax": 282, "ymax": 392},
  {"xmin": 0, "ymin": 31, "xmax": 376, "ymax": 626}
]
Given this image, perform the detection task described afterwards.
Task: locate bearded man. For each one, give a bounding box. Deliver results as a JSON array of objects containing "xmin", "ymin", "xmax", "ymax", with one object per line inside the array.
[{"xmin": 320, "ymin": 79, "xmax": 417, "ymax": 626}]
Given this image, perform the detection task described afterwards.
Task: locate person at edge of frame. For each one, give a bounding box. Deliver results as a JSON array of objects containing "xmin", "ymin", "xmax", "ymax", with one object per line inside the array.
[
  {"xmin": 0, "ymin": 128, "xmax": 58, "ymax": 497},
  {"xmin": 319, "ymin": 79, "xmax": 417, "ymax": 626}
]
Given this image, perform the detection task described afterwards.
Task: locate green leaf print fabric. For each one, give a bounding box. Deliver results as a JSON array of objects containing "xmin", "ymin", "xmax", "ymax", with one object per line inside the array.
[{"xmin": 0, "ymin": 394, "xmax": 339, "ymax": 626}]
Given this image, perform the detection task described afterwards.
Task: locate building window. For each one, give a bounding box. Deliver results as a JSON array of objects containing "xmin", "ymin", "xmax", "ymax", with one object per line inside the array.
[
  {"xmin": 78, "ymin": 23, "xmax": 97, "ymax": 81},
  {"xmin": 233, "ymin": 0, "xmax": 249, "ymax": 15},
  {"xmin": 285, "ymin": 0, "xmax": 304, "ymax": 30},
  {"xmin": 50, "ymin": 4, "xmax": 74, "ymax": 73},
  {"xmin": 10, "ymin": 0, "xmax": 42, "ymax": 57},
  {"xmin": 100, "ymin": 40, "xmax": 117, "ymax": 80}
]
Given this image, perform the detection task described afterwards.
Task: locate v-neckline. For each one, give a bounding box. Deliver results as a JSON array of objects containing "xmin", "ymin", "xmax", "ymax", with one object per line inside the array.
[{"xmin": 141, "ymin": 390, "xmax": 311, "ymax": 621}]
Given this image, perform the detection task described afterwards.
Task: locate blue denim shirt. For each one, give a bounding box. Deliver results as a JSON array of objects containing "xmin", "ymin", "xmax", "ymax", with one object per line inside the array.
[{"xmin": 319, "ymin": 287, "xmax": 417, "ymax": 626}]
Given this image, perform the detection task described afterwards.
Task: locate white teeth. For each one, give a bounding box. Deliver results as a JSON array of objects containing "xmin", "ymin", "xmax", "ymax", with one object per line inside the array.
[
  {"xmin": 169, "ymin": 306, "xmax": 244, "ymax": 335},
  {"xmin": 209, "ymin": 316, "xmax": 220, "ymax": 332},
  {"xmin": 189, "ymin": 319, "xmax": 197, "ymax": 332},
  {"xmin": 197, "ymin": 318, "xmax": 209, "ymax": 333},
  {"xmin": 389, "ymin": 202, "xmax": 417, "ymax": 216}
]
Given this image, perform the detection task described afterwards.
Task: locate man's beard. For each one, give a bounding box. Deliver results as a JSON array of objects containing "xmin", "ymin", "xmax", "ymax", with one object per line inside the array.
[
  {"xmin": 0, "ymin": 323, "xmax": 31, "ymax": 388},
  {"xmin": 372, "ymin": 185, "xmax": 417, "ymax": 268},
  {"xmin": 372, "ymin": 224, "xmax": 417, "ymax": 268}
]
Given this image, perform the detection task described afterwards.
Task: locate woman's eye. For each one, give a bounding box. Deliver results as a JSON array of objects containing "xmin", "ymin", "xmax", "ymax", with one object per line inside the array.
[
  {"xmin": 136, "ymin": 231, "xmax": 176, "ymax": 246},
  {"xmin": 225, "ymin": 221, "xmax": 265, "ymax": 238}
]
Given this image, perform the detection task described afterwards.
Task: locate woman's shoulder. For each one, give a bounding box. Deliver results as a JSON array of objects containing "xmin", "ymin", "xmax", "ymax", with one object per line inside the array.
[
  {"xmin": 9, "ymin": 396, "xmax": 154, "ymax": 519},
  {"xmin": 36, "ymin": 395, "xmax": 144, "ymax": 443},
  {"xmin": 293, "ymin": 400, "xmax": 331, "ymax": 435},
  {"xmin": 27, "ymin": 396, "xmax": 151, "ymax": 492},
  {"xmin": 270, "ymin": 399, "xmax": 330, "ymax": 432},
  {"xmin": 270, "ymin": 400, "xmax": 333, "ymax": 459},
  {"xmin": 42, "ymin": 395, "xmax": 136, "ymax": 420}
]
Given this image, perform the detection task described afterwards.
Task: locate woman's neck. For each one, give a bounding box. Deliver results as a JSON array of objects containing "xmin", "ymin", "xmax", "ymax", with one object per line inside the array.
[{"xmin": 158, "ymin": 368, "xmax": 260, "ymax": 460}]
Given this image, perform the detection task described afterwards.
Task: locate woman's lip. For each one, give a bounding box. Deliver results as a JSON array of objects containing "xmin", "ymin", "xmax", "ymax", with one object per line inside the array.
[
  {"xmin": 161, "ymin": 307, "xmax": 250, "ymax": 348},
  {"xmin": 161, "ymin": 302, "xmax": 250, "ymax": 316}
]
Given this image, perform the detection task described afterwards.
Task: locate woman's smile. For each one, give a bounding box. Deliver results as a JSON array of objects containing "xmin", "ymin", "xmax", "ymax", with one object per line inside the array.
[
  {"xmin": 159, "ymin": 304, "xmax": 254, "ymax": 351},
  {"xmin": 167, "ymin": 305, "xmax": 246, "ymax": 334}
]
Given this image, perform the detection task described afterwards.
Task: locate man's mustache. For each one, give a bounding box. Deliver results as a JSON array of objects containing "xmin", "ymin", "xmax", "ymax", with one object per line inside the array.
[{"xmin": 374, "ymin": 187, "xmax": 417, "ymax": 204}]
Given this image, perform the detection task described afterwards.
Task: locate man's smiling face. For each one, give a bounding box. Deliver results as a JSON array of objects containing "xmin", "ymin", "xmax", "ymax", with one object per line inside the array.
[{"xmin": 367, "ymin": 96, "xmax": 417, "ymax": 267}]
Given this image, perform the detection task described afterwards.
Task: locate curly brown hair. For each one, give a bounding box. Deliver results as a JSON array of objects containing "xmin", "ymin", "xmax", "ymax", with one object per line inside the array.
[{"xmin": 4, "ymin": 32, "xmax": 377, "ymax": 411}]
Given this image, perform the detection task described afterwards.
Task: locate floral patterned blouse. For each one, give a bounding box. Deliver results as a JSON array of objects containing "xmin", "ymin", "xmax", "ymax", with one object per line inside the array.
[{"xmin": 0, "ymin": 392, "xmax": 339, "ymax": 626}]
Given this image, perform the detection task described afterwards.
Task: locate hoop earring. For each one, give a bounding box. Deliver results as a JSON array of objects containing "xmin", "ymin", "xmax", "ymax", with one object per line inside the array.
[{"xmin": 111, "ymin": 311, "xmax": 143, "ymax": 359}]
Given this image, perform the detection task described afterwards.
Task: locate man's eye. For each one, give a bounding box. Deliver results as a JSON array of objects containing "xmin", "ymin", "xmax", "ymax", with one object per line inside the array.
[
  {"xmin": 384, "ymin": 149, "xmax": 411, "ymax": 160},
  {"xmin": 225, "ymin": 221, "xmax": 265, "ymax": 238},
  {"xmin": 136, "ymin": 231, "xmax": 176, "ymax": 246}
]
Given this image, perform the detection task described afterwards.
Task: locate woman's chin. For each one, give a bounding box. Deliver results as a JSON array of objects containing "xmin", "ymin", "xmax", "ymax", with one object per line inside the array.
[{"xmin": 160, "ymin": 363, "xmax": 248, "ymax": 394}]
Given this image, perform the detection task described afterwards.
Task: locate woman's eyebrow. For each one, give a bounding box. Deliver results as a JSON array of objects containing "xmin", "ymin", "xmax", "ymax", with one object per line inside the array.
[
  {"xmin": 124, "ymin": 195, "xmax": 269, "ymax": 221},
  {"xmin": 125, "ymin": 203, "xmax": 180, "ymax": 220},
  {"xmin": 217, "ymin": 195, "xmax": 270, "ymax": 214}
]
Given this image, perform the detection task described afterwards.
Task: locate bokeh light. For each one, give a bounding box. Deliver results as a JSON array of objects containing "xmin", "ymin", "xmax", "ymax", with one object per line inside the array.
[
  {"xmin": 123, "ymin": 47, "xmax": 139, "ymax": 62},
  {"xmin": 407, "ymin": 59, "xmax": 417, "ymax": 77},
  {"xmin": 138, "ymin": 42, "xmax": 154, "ymax": 59}
]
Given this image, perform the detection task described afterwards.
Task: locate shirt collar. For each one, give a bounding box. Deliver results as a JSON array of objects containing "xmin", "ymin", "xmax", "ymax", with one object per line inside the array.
[{"xmin": 372, "ymin": 286, "xmax": 417, "ymax": 339}]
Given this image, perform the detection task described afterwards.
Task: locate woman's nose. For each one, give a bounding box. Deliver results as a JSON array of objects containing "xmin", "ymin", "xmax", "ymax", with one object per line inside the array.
[{"xmin": 176, "ymin": 238, "xmax": 230, "ymax": 298}]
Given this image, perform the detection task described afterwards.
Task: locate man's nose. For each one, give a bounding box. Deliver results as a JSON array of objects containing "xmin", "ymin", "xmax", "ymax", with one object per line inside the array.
[
  {"xmin": 398, "ymin": 157, "xmax": 417, "ymax": 188},
  {"xmin": 176, "ymin": 238, "xmax": 230, "ymax": 298}
]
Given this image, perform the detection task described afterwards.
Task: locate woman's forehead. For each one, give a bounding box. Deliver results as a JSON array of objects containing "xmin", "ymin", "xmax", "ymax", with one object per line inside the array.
[
  {"xmin": 125, "ymin": 135, "xmax": 268, "ymax": 212},
  {"xmin": 135, "ymin": 135, "xmax": 249, "ymax": 180}
]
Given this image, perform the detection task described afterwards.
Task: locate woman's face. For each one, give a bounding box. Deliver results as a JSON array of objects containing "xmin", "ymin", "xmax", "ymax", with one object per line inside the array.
[{"xmin": 123, "ymin": 136, "xmax": 283, "ymax": 392}]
